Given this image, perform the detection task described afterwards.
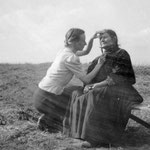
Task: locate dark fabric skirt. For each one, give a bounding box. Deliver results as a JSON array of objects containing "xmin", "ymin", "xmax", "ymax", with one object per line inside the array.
[
  {"xmin": 33, "ymin": 86, "xmax": 82, "ymax": 129},
  {"xmin": 63, "ymin": 85, "xmax": 143, "ymax": 145}
]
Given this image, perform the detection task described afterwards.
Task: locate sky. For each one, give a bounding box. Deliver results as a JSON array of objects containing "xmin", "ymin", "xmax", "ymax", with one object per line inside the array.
[{"xmin": 0, "ymin": 0, "xmax": 150, "ymax": 65}]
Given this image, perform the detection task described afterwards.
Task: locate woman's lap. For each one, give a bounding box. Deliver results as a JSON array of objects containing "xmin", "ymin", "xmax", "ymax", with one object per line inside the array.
[{"xmin": 63, "ymin": 85, "xmax": 143, "ymax": 144}]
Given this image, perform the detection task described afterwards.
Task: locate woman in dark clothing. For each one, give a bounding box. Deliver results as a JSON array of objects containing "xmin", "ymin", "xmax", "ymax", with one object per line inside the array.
[{"xmin": 63, "ymin": 29, "xmax": 143, "ymax": 147}]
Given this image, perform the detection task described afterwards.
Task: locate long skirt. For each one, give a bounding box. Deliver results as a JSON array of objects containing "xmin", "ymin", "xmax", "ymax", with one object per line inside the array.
[
  {"xmin": 63, "ymin": 85, "xmax": 143, "ymax": 145},
  {"xmin": 33, "ymin": 86, "xmax": 82, "ymax": 131}
]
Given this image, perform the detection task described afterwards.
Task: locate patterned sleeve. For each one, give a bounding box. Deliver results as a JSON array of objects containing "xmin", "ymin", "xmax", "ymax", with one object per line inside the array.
[
  {"xmin": 109, "ymin": 49, "xmax": 136, "ymax": 85},
  {"xmin": 65, "ymin": 54, "xmax": 86, "ymax": 79}
]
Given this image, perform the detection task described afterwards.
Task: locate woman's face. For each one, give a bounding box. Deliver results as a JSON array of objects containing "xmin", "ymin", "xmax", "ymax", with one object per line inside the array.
[
  {"xmin": 99, "ymin": 32, "xmax": 115, "ymax": 49},
  {"xmin": 75, "ymin": 33, "xmax": 87, "ymax": 51}
]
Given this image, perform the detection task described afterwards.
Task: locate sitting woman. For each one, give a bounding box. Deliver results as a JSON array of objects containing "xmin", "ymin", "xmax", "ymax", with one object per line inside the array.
[{"xmin": 63, "ymin": 29, "xmax": 143, "ymax": 147}]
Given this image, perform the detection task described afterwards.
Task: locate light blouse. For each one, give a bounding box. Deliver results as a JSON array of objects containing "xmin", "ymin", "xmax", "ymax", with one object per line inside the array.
[{"xmin": 39, "ymin": 48, "xmax": 85, "ymax": 95}]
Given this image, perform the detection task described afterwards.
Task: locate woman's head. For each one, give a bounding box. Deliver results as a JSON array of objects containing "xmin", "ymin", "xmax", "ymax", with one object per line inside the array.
[
  {"xmin": 64, "ymin": 28, "xmax": 86, "ymax": 51},
  {"xmin": 98, "ymin": 29, "xmax": 118, "ymax": 49}
]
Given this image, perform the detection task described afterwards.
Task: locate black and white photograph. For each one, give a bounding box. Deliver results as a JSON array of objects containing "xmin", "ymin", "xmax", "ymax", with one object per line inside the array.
[{"xmin": 0, "ymin": 0, "xmax": 150, "ymax": 149}]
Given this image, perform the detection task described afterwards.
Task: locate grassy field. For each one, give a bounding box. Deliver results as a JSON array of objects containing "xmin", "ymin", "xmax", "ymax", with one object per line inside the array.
[{"xmin": 0, "ymin": 63, "xmax": 150, "ymax": 150}]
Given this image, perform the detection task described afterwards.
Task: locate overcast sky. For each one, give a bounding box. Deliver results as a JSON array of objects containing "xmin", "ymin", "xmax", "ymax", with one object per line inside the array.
[{"xmin": 0, "ymin": 0, "xmax": 150, "ymax": 65}]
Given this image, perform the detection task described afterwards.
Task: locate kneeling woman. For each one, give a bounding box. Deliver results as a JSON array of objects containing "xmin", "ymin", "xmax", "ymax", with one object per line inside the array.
[
  {"xmin": 33, "ymin": 28, "xmax": 102, "ymax": 132},
  {"xmin": 63, "ymin": 29, "xmax": 143, "ymax": 147}
]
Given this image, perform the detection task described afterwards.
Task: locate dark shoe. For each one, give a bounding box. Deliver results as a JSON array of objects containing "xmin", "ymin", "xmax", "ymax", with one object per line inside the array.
[
  {"xmin": 37, "ymin": 115, "xmax": 61, "ymax": 133},
  {"xmin": 37, "ymin": 114, "xmax": 47, "ymax": 131}
]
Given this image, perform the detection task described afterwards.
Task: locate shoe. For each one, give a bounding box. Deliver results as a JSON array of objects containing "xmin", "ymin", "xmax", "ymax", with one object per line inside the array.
[
  {"xmin": 81, "ymin": 141, "xmax": 92, "ymax": 148},
  {"xmin": 72, "ymin": 140, "xmax": 91, "ymax": 148},
  {"xmin": 37, "ymin": 115, "xmax": 61, "ymax": 133},
  {"xmin": 37, "ymin": 114, "xmax": 47, "ymax": 131}
]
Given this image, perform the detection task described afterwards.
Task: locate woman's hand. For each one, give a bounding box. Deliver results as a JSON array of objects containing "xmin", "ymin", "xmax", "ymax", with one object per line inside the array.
[
  {"xmin": 91, "ymin": 32, "xmax": 101, "ymax": 40},
  {"xmin": 97, "ymin": 56, "xmax": 106, "ymax": 65},
  {"xmin": 83, "ymin": 83, "xmax": 103, "ymax": 93},
  {"xmin": 83, "ymin": 85, "xmax": 93, "ymax": 93},
  {"xmin": 83, "ymin": 86, "xmax": 89, "ymax": 93},
  {"xmin": 83, "ymin": 81, "xmax": 107, "ymax": 93}
]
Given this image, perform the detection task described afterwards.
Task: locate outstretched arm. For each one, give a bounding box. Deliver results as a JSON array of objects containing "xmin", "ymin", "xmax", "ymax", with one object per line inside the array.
[{"xmin": 76, "ymin": 32, "xmax": 99, "ymax": 56}]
